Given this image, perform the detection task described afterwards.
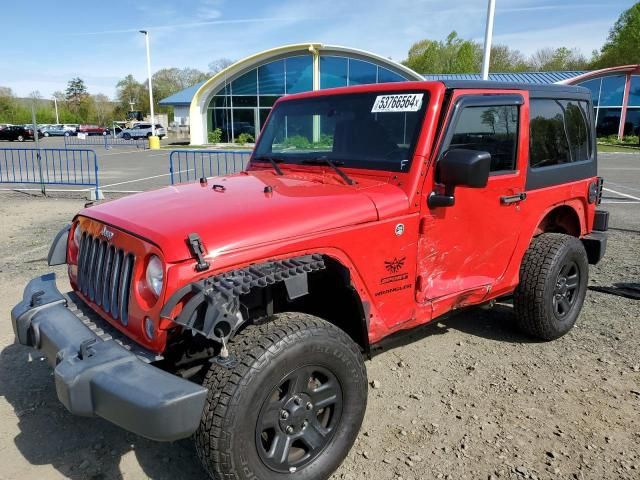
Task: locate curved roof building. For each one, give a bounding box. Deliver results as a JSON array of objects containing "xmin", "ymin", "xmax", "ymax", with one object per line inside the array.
[{"xmin": 158, "ymin": 44, "xmax": 640, "ymax": 143}]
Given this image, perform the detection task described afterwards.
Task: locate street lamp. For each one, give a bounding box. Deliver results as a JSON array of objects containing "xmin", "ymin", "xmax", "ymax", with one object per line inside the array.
[
  {"xmin": 139, "ymin": 30, "xmax": 156, "ymax": 137},
  {"xmin": 52, "ymin": 96, "xmax": 59, "ymax": 124},
  {"xmin": 481, "ymin": 0, "xmax": 496, "ymax": 80}
]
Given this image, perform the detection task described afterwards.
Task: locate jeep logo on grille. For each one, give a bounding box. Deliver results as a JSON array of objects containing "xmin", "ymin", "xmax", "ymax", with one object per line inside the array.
[{"xmin": 100, "ymin": 226, "xmax": 114, "ymax": 241}]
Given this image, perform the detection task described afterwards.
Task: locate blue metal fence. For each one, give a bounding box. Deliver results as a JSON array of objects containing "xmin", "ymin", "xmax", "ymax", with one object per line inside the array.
[
  {"xmin": 64, "ymin": 135, "xmax": 148, "ymax": 150},
  {"xmin": 169, "ymin": 150, "xmax": 252, "ymax": 184},
  {"xmin": 0, "ymin": 148, "xmax": 100, "ymax": 198}
]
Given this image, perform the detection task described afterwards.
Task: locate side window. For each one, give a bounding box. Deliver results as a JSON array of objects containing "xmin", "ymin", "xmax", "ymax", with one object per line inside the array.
[
  {"xmin": 529, "ymin": 99, "xmax": 591, "ymax": 168},
  {"xmin": 563, "ymin": 100, "xmax": 591, "ymax": 162},
  {"xmin": 447, "ymin": 105, "xmax": 519, "ymax": 172}
]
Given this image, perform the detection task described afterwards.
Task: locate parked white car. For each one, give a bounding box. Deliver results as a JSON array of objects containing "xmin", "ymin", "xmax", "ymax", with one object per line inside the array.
[
  {"xmin": 62, "ymin": 124, "xmax": 79, "ymax": 132},
  {"xmin": 119, "ymin": 123, "xmax": 166, "ymax": 140}
]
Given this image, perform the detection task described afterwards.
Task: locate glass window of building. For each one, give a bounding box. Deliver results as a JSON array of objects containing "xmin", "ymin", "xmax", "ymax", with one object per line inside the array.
[
  {"xmin": 596, "ymin": 108, "xmax": 622, "ymax": 136},
  {"xmin": 599, "ymin": 75, "xmax": 625, "ymax": 106},
  {"xmin": 378, "ymin": 67, "xmax": 406, "ymax": 83},
  {"xmin": 348, "ymin": 59, "xmax": 377, "ymax": 85},
  {"xmin": 320, "ymin": 56, "xmax": 348, "ymax": 89},
  {"xmin": 285, "ymin": 56, "xmax": 313, "ymax": 93},
  {"xmin": 231, "ymin": 70, "xmax": 257, "ymax": 95},
  {"xmin": 628, "ymin": 75, "xmax": 640, "ymax": 107},
  {"xmin": 624, "ymin": 109, "xmax": 640, "ymax": 135},
  {"xmin": 258, "ymin": 60, "xmax": 285, "ymax": 95},
  {"xmin": 577, "ymin": 78, "xmax": 602, "ymax": 107}
]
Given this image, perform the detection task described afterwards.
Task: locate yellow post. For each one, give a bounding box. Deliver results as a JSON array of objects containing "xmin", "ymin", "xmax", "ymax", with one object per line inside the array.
[{"xmin": 148, "ymin": 135, "xmax": 160, "ymax": 150}]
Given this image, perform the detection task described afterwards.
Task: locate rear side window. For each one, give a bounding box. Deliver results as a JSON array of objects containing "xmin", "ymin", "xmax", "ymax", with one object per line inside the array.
[
  {"xmin": 529, "ymin": 99, "xmax": 591, "ymax": 168},
  {"xmin": 447, "ymin": 105, "xmax": 519, "ymax": 172}
]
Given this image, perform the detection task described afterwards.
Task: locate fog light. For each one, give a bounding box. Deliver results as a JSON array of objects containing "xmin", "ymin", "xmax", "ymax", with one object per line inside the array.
[{"xmin": 144, "ymin": 317, "xmax": 155, "ymax": 339}]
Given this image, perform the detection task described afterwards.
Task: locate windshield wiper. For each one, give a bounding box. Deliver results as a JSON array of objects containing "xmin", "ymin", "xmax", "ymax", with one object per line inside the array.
[
  {"xmin": 253, "ymin": 155, "xmax": 284, "ymax": 176},
  {"xmin": 301, "ymin": 156, "xmax": 355, "ymax": 185}
]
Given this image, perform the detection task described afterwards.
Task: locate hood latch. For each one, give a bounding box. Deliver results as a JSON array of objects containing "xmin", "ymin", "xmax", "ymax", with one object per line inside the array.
[{"xmin": 187, "ymin": 233, "xmax": 210, "ymax": 272}]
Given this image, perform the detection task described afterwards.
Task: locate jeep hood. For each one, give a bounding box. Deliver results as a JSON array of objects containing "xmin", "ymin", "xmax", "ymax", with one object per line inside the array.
[{"xmin": 80, "ymin": 171, "xmax": 408, "ymax": 263}]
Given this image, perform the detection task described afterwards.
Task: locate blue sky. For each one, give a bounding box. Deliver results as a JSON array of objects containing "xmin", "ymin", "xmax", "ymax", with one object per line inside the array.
[{"xmin": 1, "ymin": 0, "xmax": 636, "ymax": 99}]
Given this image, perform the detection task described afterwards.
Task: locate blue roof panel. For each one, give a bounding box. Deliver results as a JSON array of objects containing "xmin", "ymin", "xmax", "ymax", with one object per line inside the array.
[
  {"xmin": 158, "ymin": 81, "xmax": 206, "ymax": 105},
  {"xmin": 421, "ymin": 71, "xmax": 587, "ymax": 85}
]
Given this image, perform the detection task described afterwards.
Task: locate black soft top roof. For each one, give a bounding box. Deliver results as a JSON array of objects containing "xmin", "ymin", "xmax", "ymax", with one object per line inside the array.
[{"xmin": 440, "ymin": 80, "xmax": 591, "ymax": 99}]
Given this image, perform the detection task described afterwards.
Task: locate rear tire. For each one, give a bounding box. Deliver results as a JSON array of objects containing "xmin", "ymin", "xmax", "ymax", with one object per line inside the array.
[
  {"xmin": 195, "ymin": 312, "xmax": 367, "ymax": 480},
  {"xmin": 123, "ymin": 133, "xmax": 131, "ymax": 140},
  {"xmin": 513, "ymin": 233, "xmax": 589, "ymax": 340},
  {"xmin": 17, "ymin": 135, "xmax": 24, "ymax": 142}
]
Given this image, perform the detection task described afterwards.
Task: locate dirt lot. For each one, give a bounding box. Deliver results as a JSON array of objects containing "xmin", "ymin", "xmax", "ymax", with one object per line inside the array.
[{"xmin": 0, "ymin": 190, "xmax": 638, "ymax": 480}]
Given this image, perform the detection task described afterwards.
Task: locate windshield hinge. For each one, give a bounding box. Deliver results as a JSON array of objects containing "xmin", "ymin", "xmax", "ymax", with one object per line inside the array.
[{"xmin": 187, "ymin": 233, "xmax": 210, "ymax": 272}]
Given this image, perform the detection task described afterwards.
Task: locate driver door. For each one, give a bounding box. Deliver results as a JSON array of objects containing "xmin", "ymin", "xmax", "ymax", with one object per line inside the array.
[{"xmin": 417, "ymin": 91, "xmax": 528, "ymax": 317}]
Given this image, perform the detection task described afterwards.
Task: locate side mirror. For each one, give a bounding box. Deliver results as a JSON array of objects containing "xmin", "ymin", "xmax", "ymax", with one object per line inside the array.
[{"xmin": 428, "ymin": 149, "xmax": 492, "ymax": 208}]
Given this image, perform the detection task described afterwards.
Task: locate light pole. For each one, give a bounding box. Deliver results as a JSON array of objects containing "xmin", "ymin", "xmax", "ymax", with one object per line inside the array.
[
  {"xmin": 139, "ymin": 30, "xmax": 156, "ymax": 137},
  {"xmin": 52, "ymin": 97, "xmax": 59, "ymax": 124},
  {"xmin": 481, "ymin": 0, "xmax": 496, "ymax": 80}
]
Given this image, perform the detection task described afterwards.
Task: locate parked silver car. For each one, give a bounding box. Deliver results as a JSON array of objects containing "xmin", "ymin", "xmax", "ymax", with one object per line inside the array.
[
  {"xmin": 119, "ymin": 123, "xmax": 166, "ymax": 140},
  {"xmin": 41, "ymin": 124, "xmax": 74, "ymax": 137}
]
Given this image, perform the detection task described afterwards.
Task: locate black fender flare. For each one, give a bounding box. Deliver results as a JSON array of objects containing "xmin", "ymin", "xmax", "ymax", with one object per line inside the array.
[
  {"xmin": 48, "ymin": 224, "xmax": 71, "ymax": 266},
  {"xmin": 160, "ymin": 254, "xmax": 326, "ymax": 343}
]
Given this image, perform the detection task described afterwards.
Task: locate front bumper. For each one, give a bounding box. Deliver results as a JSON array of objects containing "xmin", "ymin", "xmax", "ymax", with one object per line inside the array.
[{"xmin": 11, "ymin": 273, "xmax": 207, "ymax": 441}]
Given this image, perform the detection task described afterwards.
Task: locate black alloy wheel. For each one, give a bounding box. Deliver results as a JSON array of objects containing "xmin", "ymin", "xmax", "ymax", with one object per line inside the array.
[
  {"xmin": 256, "ymin": 365, "xmax": 343, "ymax": 473},
  {"xmin": 552, "ymin": 260, "xmax": 580, "ymax": 319}
]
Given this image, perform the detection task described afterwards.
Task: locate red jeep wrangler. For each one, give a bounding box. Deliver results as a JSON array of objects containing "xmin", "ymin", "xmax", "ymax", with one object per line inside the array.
[{"xmin": 12, "ymin": 81, "xmax": 608, "ymax": 479}]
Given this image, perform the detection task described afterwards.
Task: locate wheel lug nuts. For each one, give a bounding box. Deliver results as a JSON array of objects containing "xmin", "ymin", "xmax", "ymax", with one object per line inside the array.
[
  {"xmin": 280, "ymin": 410, "xmax": 289, "ymax": 419},
  {"xmin": 306, "ymin": 402, "xmax": 313, "ymax": 410},
  {"xmin": 303, "ymin": 420, "xmax": 308, "ymax": 428},
  {"xmin": 294, "ymin": 397, "xmax": 302, "ymax": 406},
  {"xmin": 286, "ymin": 426, "xmax": 294, "ymax": 434}
]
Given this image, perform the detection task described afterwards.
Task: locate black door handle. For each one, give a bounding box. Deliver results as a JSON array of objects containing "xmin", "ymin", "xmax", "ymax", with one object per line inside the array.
[{"xmin": 500, "ymin": 192, "xmax": 527, "ymax": 204}]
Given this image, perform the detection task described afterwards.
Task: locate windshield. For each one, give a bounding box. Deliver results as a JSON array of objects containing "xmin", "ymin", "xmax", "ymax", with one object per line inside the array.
[{"xmin": 254, "ymin": 91, "xmax": 429, "ymax": 172}]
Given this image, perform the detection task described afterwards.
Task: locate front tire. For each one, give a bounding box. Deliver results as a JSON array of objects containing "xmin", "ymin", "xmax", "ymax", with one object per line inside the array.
[
  {"xmin": 17, "ymin": 135, "xmax": 24, "ymax": 142},
  {"xmin": 195, "ymin": 313, "xmax": 367, "ymax": 480},
  {"xmin": 514, "ymin": 233, "xmax": 589, "ymax": 340}
]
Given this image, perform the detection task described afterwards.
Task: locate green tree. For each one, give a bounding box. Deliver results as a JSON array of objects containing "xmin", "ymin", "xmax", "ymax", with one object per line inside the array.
[
  {"xmin": 592, "ymin": 3, "xmax": 640, "ymax": 67},
  {"xmin": 0, "ymin": 87, "xmax": 16, "ymax": 123},
  {"xmin": 489, "ymin": 44, "xmax": 529, "ymax": 72},
  {"xmin": 92, "ymin": 93, "xmax": 114, "ymax": 125},
  {"xmin": 65, "ymin": 77, "xmax": 89, "ymax": 113},
  {"xmin": 403, "ymin": 31, "xmax": 482, "ymax": 74},
  {"xmin": 152, "ymin": 67, "xmax": 208, "ymax": 107},
  {"xmin": 114, "ymin": 74, "xmax": 148, "ymax": 119},
  {"xmin": 529, "ymin": 47, "xmax": 589, "ymax": 71}
]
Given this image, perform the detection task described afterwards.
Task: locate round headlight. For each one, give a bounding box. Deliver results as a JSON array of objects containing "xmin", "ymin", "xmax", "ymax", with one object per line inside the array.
[
  {"xmin": 73, "ymin": 225, "xmax": 82, "ymax": 247},
  {"xmin": 145, "ymin": 255, "xmax": 164, "ymax": 297}
]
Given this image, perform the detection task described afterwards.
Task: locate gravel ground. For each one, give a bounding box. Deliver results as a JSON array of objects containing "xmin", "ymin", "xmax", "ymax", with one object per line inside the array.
[{"xmin": 0, "ymin": 191, "xmax": 638, "ymax": 480}]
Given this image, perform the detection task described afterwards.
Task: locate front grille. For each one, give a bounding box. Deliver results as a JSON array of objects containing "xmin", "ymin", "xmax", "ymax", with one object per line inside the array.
[{"xmin": 77, "ymin": 232, "xmax": 135, "ymax": 325}]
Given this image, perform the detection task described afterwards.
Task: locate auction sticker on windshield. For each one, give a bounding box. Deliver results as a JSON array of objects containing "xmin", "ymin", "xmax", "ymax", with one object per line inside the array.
[{"xmin": 371, "ymin": 93, "xmax": 424, "ymax": 113}]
